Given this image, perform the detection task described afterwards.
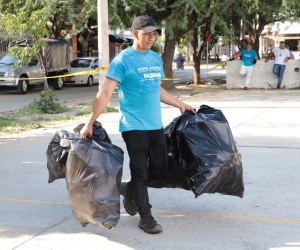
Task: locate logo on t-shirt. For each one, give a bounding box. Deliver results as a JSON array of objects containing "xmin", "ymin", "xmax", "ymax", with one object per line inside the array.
[
  {"xmin": 138, "ymin": 66, "xmax": 162, "ymax": 80},
  {"xmin": 143, "ymin": 72, "xmax": 162, "ymax": 78},
  {"xmin": 137, "ymin": 66, "xmax": 162, "ymax": 73}
]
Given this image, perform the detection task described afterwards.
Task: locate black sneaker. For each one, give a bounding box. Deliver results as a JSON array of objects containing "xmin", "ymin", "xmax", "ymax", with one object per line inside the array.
[
  {"xmin": 120, "ymin": 182, "xmax": 138, "ymax": 216},
  {"xmin": 244, "ymin": 87, "xmax": 248, "ymax": 90},
  {"xmin": 139, "ymin": 214, "xmax": 163, "ymax": 234}
]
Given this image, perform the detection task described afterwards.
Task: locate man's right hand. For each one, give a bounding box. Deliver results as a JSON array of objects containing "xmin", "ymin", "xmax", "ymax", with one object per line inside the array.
[
  {"xmin": 264, "ymin": 58, "xmax": 269, "ymax": 63},
  {"xmin": 80, "ymin": 123, "xmax": 93, "ymax": 139}
]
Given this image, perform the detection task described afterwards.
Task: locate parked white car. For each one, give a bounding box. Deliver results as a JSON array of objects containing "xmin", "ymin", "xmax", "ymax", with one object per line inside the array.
[{"xmin": 65, "ymin": 57, "xmax": 99, "ymax": 86}]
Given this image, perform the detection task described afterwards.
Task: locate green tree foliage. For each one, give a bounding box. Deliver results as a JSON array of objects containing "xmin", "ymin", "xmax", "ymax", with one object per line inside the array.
[
  {"xmin": 107, "ymin": 0, "xmax": 227, "ymax": 86},
  {"xmin": 0, "ymin": 7, "xmax": 66, "ymax": 113},
  {"xmin": 282, "ymin": 0, "xmax": 300, "ymax": 17},
  {"xmin": 2, "ymin": 0, "xmax": 300, "ymax": 88},
  {"xmin": 0, "ymin": 0, "xmax": 75, "ymax": 39},
  {"xmin": 239, "ymin": 0, "xmax": 288, "ymax": 57},
  {"xmin": 1, "ymin": 10, "xmax": 49, "ymax": 65}
]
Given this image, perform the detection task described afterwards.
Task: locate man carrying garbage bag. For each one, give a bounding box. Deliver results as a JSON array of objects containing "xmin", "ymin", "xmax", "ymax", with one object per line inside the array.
[{"xmin": 80, "ymin": 15, "xmax": 195, "ymax": 234}]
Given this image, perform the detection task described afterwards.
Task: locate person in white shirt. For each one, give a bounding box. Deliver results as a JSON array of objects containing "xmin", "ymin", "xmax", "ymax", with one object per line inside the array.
[
  {"xmin": 265, "ymin": 41, "xmax": 290, "ymax": 89},
  {"xmin": 220, "ymin": 53, "xmax": 228, "ymax": 68}
]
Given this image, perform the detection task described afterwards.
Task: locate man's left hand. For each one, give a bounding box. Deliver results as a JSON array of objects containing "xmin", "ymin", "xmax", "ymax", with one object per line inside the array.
[{"xmin": 179, "ymin": 103, "xmax": 196, "ymax": 114}]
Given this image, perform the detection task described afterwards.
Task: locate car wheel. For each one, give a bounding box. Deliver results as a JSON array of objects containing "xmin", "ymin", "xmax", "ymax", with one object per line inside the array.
[
  {"xmin": 87, "ymin": 76, "xmax": 93, "ymax": 87},
  {"xmin": 52, "ymin": 77, "xmax": 64, "ymax": 90},
  {"xmin": 17, "ymin": 79, "xmax": 28, "ymax": 94}
]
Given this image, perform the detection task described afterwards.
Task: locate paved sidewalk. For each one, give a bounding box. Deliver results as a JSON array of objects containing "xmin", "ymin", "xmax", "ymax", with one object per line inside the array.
[{"xmin": 0, "ymin": 88, "xmax": 300, "ymax": 250}]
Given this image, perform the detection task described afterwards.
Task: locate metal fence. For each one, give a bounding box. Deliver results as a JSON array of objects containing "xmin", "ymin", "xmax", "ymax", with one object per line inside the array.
[
  {"xmin": 0, "ymin": 34, "xmax": 27, "ymax": 59},
  {"xmin": 0, "ymin": 38, "xmax": 10, "ymax": 59}
]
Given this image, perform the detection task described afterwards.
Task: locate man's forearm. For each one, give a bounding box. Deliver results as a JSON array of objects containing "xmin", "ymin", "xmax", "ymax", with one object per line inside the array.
[
  {"xmin": 86, "ymin": 79, "xmax": 118, "ymax": 126},
  {"xmin": 266, "ymin": 52, "xmax": 273, "ymax": 59},
  {"xmin": 160, "ymin": 86, "xmax": 183, "ymax": 108},
  {"xmin": 86, "ymin": 89, "xmax": 111, "ymax": 126}
]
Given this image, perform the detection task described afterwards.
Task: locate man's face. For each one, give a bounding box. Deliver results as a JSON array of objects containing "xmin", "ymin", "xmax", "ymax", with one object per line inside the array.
[
  {"xmin": 133, "ymin": 29, "xmax": 157, "ymax": 52},
  {"xmin": 246, "ymin": 44, "xmax": 252, "ymax": 51},
  {"xmin": 279, "ymin": 43, "xmax": 286, "ymax": 49}
]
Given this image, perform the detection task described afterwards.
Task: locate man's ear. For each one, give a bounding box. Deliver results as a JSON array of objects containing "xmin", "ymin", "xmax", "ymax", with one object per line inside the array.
[{"xmin": 133, "ymin": 30, "xmax": 139, "ymax": 39}]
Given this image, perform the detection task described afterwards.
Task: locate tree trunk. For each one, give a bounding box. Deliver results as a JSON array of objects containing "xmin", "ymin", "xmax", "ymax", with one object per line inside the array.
[
  {"xmin": 253, "ymin": 36, "xmax": 260, "ymax": 59},
  {"xmin": 193, "ymin": 53, "xmax": 200, "ymax": 84},
  {"xmin": 192, "ymin": 28, "xmax": 200, "ymax": 84},
  {"xmin": 185, "ymin": 35, "xmax": 192, "ymax": 63},
  {"xmin": 196, "ymin": 43, "xmax": 206, "ymax": 84},
  {"xmin": 37, "ymin": 52, "xmax": 49, "ymax": 90},
  {"xmin": 161, "ymin": 35, "xmax": 176, "ymax": 89},
  {"xmin": 192, "ymin": 28, "xmax": 206, "ymax": 85},
  {"xmin": 81, "ymin": 41, "xmax": 89, "ymax": 56},
  {"xmin": 251, "ymin": 29, "xmax": 263, "ymax": 60}
]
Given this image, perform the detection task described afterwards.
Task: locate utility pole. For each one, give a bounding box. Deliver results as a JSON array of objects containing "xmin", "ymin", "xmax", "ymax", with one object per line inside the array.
[{"xmin": 97, "ymin": 0, "xmax": 109, "ymax": 89}]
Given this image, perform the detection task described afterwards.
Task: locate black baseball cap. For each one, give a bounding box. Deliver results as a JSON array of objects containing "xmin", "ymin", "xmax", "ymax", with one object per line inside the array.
[{"xmin": 131, "ymin": 15, "xmax": 161, "ymax": 34}]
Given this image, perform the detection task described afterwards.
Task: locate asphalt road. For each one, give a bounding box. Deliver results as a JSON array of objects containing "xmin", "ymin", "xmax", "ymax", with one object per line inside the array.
[
  {"xmin": 0, "ymin": 84, "xmax": 99, "ymax": 113},
  {"xmin": 173, "ymin": 61, "xmax": 226, "ymax": 83},
  {"xmin": 0, "ymin": 87, "xmax": 299, "ymax": 250}
]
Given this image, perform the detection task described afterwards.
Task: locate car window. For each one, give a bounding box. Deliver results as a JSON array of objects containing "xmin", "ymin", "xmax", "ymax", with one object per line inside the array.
[
  {"xmin": 0, "ymin": 55, "xmax": 16, "ymax": 65},
  {"xmin": 29, "ymin": 57, "xmax": 38, "ymax": 66},
  {"xmin": 71, "ymin": 59, "xmax": 92, "ymax": 68},
  {"xmin": 92, "ymin": 59, "xmax": 98, "ymax": 68}
]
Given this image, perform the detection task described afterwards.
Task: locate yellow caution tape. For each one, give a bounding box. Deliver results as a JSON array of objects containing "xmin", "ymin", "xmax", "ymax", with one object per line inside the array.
[
  {"xmin": 0, "ymin": 64, "xmax": 224, "ymax": 81},
  {"xmin": 205, "ymin": 61, "xmax": 226, "ymax": 72},
  {"xmin": 162, "ymin": 78, "xmax": 181, "ymax": 80},
  {"xmin": 0, "ymin": 67, "xmax": 108, "ymax": 81}
]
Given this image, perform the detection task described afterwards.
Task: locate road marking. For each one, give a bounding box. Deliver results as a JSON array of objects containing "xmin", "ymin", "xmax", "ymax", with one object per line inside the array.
[
  {"xmin": 1, "ymin": 197, "xmax": 299, "ymax": 225},
  {"xmin": 0, "ymin": 135, "xmax": 50, "ymax": 151},
  {"xmin": 153, "ymin": 209, "xmax": 300, "ymax": 225},
  {"xmin": 0, "ymin": 197, "xmax": 69, "ymax": 205}
]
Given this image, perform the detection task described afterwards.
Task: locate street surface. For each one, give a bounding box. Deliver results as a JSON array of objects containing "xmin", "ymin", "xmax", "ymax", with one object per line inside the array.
[
  {"xmin": 0, "ymin": 84, "xmax": 99, "ymax": 113},
  {"xmin": 0, "ymin": 86, "xmax": 300, "ymax": 250},
  {"xmin": 0, "ymin": 63, "xmax": 225, "ymax": 112},
  {"xmin": 173, "ymin": 61, "xmax": 226, "ymax": 84}
]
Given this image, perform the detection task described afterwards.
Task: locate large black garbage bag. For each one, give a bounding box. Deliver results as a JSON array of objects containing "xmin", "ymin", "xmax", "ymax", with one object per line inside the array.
[
  {"xmin": 164, "ymin": 116, "xmax": 180, "ymax": 159},
  {"xmin": 46, "ymin": 121, "xmax": 111, "ymax": 183},
  {"xmin": 165, "ymin": 105, "xmax": 244, "ymax": 198},
  {"xmin": 73, "ymin": 121, "xmax": 112, "ymax": 143},
  {"xmin": 147, "ymin": 154, "xmax": 190, "ymax": 190},
  {"xmin": 46, "ymin": 130, "xmax": 78, "ymax": 183},
  {"xmin": 66, "ymin": 139, "xmax": 123, "ymax": 229}
]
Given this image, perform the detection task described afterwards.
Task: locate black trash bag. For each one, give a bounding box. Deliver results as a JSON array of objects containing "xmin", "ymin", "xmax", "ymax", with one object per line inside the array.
[
  {"xmin": 73, "ymin": 121, "xmax": 111, "ymax": 143},
  {"xmin": 164, "ymin": 116, "xmax": 180, "ymax": 159},
  {"xmin": 46, "ymin": 130, "xmax": 78, "ymax": 183},
  {"xmin": 147, "ymin": 154, "xmax": 190, "ymax": 190},
  {"xmin": 46, "ymin": 121, "xmax": 111, "ymax": 183},
  {"xmin": 165, "ymin": 104, "xmax": 244, "ymax": 198},
  {"xmin": 66, "ymin": 139, "xmax": 124, "ymax": 229}
]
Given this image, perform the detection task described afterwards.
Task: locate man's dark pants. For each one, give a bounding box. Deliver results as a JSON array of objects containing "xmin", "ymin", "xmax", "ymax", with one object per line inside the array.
[{"xmin": 122, "ymin": 129, "xmax": 167, "ymax": 216}]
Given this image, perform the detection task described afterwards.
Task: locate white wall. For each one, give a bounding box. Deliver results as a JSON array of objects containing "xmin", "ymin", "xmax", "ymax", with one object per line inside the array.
[{"xmin": 226, "ymin": 59, "xmax": 300, "ymax": 89}]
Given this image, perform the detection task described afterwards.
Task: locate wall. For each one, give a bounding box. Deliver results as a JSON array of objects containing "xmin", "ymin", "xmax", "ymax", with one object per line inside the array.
[{"xmin": 226, "ymin": 59, "xmax": 300, "ymax": 89}]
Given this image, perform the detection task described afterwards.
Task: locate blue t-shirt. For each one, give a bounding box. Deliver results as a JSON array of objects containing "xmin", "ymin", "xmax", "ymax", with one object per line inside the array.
[
  {"xmin": 106, "ymin": 47, "xmax": 165, "ymax": 132},
  {"xmin": 240, "ymin": 49, "xmax": 257, "ymax": 66}
]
